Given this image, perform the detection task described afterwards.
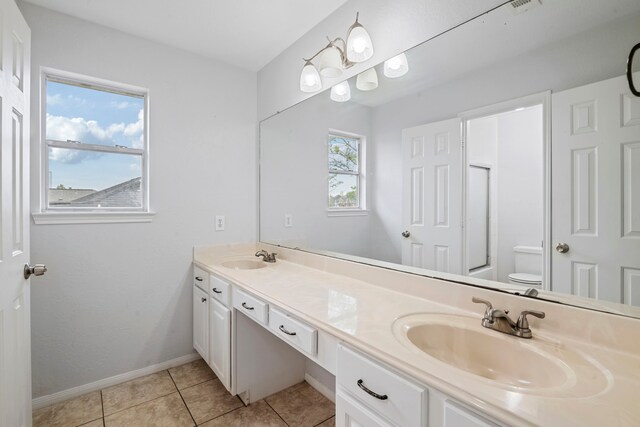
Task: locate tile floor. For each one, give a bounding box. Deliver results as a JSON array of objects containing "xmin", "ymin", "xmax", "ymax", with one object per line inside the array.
[{"xmin": 33, "ymin": 358, "xmax": 336, "ymax": 427}]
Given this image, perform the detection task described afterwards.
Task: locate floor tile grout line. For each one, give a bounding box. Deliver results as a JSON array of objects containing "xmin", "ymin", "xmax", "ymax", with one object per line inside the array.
[
  {"xmin": 176, "ymin": 376, "xmax": 220, "ymax": 393},
  {"xmin": 313, "ymin": 415, "xmax": 335, "ymax": 426},
  {"xmin": 169, "ymin": 369, "xmax": 199, "ymax": 427},
  {"xmin": 101, "ymin": 389, "xmax": 179, "ymax": 418},
  {"xmin": 100, "ymin": 390, "xmax": 105, "ymax": 418},
  {"xmin": 194, "ymin": 404, "xmax": 246, "ymax": 426},
  {"xmin": 264, "ymin": 399, "xmax": 292, "ymax": 427}
]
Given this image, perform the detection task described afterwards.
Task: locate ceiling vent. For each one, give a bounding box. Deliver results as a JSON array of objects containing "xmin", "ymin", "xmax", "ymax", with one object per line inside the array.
[{"xmin": 510, "ymin": 0, "xmax": 542, "ymax": 15}]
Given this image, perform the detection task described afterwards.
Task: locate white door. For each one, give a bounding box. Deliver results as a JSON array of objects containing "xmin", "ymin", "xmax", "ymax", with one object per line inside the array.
[
  {"xmin": 192, "ymin": 286, "xmax": 209, "ymax": 361},
  {"xmin": 401, "ymin": 118, "xmax": 462, "ymax": 274},
  {"xmin": 552, "ymin": 75, "xmax": 640, "ymax": 306},
  {"xmin": 0, "ymin": 0, "xmax": 32, "ymax": 425},
  {"xmin": 209, "ymin": 298, "xmax": 230, "ymax": 391}
]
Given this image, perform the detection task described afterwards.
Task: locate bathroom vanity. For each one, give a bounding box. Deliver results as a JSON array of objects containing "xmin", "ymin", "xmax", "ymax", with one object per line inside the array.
[{"xmin": 193, "ymin": 244, "xmax": 640, "ymax": 427}]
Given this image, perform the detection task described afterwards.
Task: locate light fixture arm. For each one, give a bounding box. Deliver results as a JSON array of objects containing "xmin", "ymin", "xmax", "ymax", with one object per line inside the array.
[{"xmin": 302, "ymin": 38, "xmax": 354, "ymax": 69}]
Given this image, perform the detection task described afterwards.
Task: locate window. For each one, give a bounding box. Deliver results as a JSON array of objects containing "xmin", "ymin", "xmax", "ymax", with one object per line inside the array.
[
  {"xmin": 34, "ymin": 70, "xmax": 152, "ymax": 223},
  {"xmin": 327, "ymin": 132, "xmax": 365, "ymax": 211}
]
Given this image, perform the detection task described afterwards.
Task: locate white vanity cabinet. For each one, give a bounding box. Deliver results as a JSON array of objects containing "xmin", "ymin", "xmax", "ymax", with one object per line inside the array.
[
  {"xmin": 208, "ymin": 274, "xmax": 232, "ymax": 392},
  {"xmin": 192, "ymin": 267, "xmax": 210, "ymax": 361},
  {"xmin": 336, "ymin": 344, "xmax": 427, "ymax": 427}
]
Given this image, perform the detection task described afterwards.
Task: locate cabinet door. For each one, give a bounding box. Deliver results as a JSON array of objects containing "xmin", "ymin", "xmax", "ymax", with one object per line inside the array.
[
  {"xmin": 336, "ymin": 388, "xmax": 392, "ymax": 427},
  {"xmin": 210, "ymin": 298, "xmax": 231, "ymax": 391},
  {"xmin": 443, "ymin": 400, "xmax": 500, "ymax": 427},
  {"xmin": 193, "ymin": 286, "xmax": 209, "ymax": 361}
]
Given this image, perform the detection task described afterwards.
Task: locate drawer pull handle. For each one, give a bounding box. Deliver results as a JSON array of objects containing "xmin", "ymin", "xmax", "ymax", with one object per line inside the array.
[
  {"xmin": 201, "ymin": 297, "xmax": 207, "ymax": 303},
  {"xmin": 357, "ymin": 379, "xmax": 388, "ymax": 400},
  {"xmin": 195, "ymin": 276, "xmax": 203, "ymax": 282},
  {"xmin": 242, "ymin": 302, "xmax": 254, "ymax": 310},
  {"xmin": 279, "ymin": 325, "xmax": 297, "ymax": 336},
  {"xmin": 212, "ymin": 288, "xmax": 222, "ymax": 294}
]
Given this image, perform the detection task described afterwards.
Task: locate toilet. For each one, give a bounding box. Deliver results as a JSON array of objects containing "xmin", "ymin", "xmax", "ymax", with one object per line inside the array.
[{"xmin": 508, "ymin": 246, "xmax": 543, "ymax": 288}]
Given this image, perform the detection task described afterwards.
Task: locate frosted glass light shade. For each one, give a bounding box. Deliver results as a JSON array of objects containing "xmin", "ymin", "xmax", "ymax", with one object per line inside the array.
[
  {"xmin": 319, "ymin": 47, "xmax": 343, "ymax": 78},
  {"xmin": 384, "ymin": 53, "xmax": 409, "ymax": 78},
  {"xmin": 330, "ymin": 81, "xmax": 351, "ymax": 102},
  {"xmin": 300, "ymin": 61, "xmax": 321, "ymax": 93},
  {"xmin": 346, "ymin": 23, "xmax": 373, "ymax": 62},
  {"xmin": 356, "ymin": 68, "xmax": 378, "ymax": 91}
]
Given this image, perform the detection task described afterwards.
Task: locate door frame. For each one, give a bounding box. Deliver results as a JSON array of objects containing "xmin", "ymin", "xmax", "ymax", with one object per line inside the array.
[{"xmin": 458, "ymin": 91, "xmax": 551, "ymax": 289}]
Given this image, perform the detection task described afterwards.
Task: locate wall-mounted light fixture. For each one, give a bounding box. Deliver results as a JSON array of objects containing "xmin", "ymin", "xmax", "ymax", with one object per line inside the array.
[{"xmin": 299, "ymin": 12, "xmax": 374, "ymax": 93}]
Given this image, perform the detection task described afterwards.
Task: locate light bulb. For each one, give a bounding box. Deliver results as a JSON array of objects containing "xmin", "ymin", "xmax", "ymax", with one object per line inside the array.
[
  {"xmin": 352, "ymin": 37, "xmax": 367, "ymax": 54},
  {"xmin": 383, "ymin": 53, "xmax": 409, "ymax": 78},
  {"xmin": 330, "ymin": 81, "xmax": 351, "ymax": 102}
]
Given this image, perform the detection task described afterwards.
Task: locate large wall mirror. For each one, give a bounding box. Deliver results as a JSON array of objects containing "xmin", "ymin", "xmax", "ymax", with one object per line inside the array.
[{"xmin": 260, "ymin": 0, "xmax": 640, "ymax": 318}]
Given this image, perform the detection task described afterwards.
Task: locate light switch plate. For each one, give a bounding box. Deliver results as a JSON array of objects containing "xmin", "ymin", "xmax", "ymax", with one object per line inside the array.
[
  {"xmin": 284, "ymin": 214, "xmax": 293, "ymax": 228},
  {"xmin": 215, "ymin": 215, "xmax": 225, "ymax": 231}
]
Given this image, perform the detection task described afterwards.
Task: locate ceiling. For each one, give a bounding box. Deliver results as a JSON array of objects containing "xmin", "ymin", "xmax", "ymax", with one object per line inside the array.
[{"xmin": 20, "ymin": 0, "xmax": 349, "ymax": 72}]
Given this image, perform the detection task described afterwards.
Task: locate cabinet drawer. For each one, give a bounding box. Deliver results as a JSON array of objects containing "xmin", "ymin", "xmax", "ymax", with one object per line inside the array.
[
  {"xmin": 210, "ymin": 274, "xmax": 231, "ymax": 307},
  {"xmin": 233, "ymin": 288, "xmax": 269, "ymax": 325},
  {"xmin": 269, "ymin": 307, "xmax": 317, "ymax": 356},
  {"xmin": 337, "ymin": 344, "xmax": 427, "ymax": 427},
  {"xmin": 193, "ymin": 266, "xmax": 209, "ymax": 291}
]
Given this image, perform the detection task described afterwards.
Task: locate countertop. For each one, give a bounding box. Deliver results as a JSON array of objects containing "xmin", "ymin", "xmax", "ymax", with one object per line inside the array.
[{"xmin": 194, "ymin": 244, "xmax": 640, "ymax": 427}]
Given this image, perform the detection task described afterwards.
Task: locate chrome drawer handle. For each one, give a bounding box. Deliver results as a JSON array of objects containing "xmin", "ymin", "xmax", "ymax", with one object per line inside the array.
[
  {"xmin": 242, "ymin": 302, "xmax": 254, "ymax": 310},
  {"xmin": 195, "ymin": 276, "xmax": 203, "ymax": 282},
  {"xmin": 212, "ymin": 288, "xmax": 222, "ymax": 294},
  {"xmin": 357, "ymin": 379, "xmax": 388, "ymax": 400},
  {"xmin": 279, "ymin": 325, "xmax": 297, "ymax": 336}
]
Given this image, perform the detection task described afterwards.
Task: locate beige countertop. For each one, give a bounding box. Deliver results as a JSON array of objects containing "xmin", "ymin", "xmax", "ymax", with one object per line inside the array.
[{"xmin": 194, "ymin": 244, "xmax": 640, "ymax": 427}]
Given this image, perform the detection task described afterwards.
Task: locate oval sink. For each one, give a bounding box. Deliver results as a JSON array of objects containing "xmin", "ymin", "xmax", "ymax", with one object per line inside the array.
[
  {"xmin": 393, "ymin": 314, "xmax": 609, "ymax": 396},
  {"xmin": 220, "ymin": 259, "xmax": 266, "ymax": 270}
]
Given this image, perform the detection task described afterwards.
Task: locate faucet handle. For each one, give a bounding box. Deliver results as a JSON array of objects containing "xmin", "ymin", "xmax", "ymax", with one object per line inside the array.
[
  {"xmin": 516, "ymin": 310, "xmax": 545, "ymax": 330},
  {"xmin": 472, "ymin": 297, "xmax": 493, "ymax": 316}
]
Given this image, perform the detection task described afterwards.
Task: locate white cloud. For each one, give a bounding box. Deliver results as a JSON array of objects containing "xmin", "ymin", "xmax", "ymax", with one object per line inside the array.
[
  {"xmin": 49, "ymin": 146, "xmax": 101, "ymax": 164},
  {"xmin": 124, "ymin": 109, "xmax": 144, "ymax": 137},
  {"xmin": 46, "ymin": 94, "xmax": 64, "ymax": 106},
  {"xmin": 111, "ymin": 101, "xmax": 136, "ymax": 109},
  {"xmin": 46, "ymin": 110, "xmax": 145, "ymax": 162}
]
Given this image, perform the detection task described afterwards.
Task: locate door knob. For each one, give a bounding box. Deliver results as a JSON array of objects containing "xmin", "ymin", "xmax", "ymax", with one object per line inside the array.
[
  {"xmin": 555, "ymin": 243, "xmax": 570, "ymax": 254},
  {"xmin": 401, "ymin": 230, "xmax": 411, "ymax": 238},
  {"xmin": 24, "ymin": 264, "xmax": 47, "ymax": 279}
]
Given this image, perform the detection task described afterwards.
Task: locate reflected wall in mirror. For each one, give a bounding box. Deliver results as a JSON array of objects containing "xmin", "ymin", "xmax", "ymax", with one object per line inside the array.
[{"xmin": 260, "ymin": 0, "xmax": 640, "ymax": 317}]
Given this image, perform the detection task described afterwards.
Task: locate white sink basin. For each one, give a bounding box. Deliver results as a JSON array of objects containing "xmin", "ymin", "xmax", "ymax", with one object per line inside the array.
[
  {"xmin": 220, "ymin": 259, "xmax": 266, "ymax": 270},
  {"xmin": 393, "ymin": 313, "xmax": 610, "ymax": 396}
]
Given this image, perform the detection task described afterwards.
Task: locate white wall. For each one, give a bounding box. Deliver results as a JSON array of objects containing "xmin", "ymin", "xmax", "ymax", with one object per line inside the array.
[
  {"xmin": 260, "ymin": 94, "xmax": 373, "ymax": 258},
  {"xmin": 257, "ymin": 0, "xmax": 506, "ymax": 120},
  {"xmin": 467, "ymin": 116, "xmax": 498, "ymax": 281},
  {"xmin": 495, "ymin": 106, "xmax": 543, "ymax": 282},
  {"xmin": 19, "ymin": 2, "xmax": 257, "ymax": 398}
]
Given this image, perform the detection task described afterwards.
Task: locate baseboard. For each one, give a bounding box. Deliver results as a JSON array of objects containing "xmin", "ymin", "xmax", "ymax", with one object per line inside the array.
[
  {"xmin": 32, "ymin": 352, "xmax": 201, "ymax": 410},
  {"xmin": 305, "ymin": 372, "xmax": 335, "ymax": 403}
]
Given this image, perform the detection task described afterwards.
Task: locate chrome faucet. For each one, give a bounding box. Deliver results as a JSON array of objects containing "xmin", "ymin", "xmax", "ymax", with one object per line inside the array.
[
  {"xmin": 472, "ymin": 297, "xmax": 545, "ymax": 339},
  {"xmin": 255, "ymin": 249, "xmax": 277, "ymax": 263}
]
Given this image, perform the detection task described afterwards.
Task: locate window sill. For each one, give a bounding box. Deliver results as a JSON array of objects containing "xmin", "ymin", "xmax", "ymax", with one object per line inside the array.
[
  {"xmin": 32, "ymin": 211, "xmax": 156, "ymax": 225},
  {"xmin": 326, "ymin": 209, "xmax": 369, "ymax": 217}
]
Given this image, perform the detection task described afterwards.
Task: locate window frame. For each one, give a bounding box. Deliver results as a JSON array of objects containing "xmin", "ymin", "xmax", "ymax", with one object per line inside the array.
[
  {"xmin": 326, "ymin": 130, "xmax": 367, "ymax": 215},
  {"xmin": 33, "ymin": 68, "xmax": 154, "ymax": 224}
]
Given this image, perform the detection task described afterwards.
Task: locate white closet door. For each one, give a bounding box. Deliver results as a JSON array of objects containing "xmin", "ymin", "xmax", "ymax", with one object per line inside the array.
[
  {"xmin": 401, "ymin": 118, "xmax": 462, "ymax": 274},
  {"xmin": 551, "ymin": 75, "xmax": 640, "ymax": 306}
]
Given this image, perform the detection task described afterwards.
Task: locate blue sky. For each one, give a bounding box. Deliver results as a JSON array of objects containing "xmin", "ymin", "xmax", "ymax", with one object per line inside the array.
[{"xmin": 46, "ymin": 81, "xmax": 144, "ymax": 190}]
